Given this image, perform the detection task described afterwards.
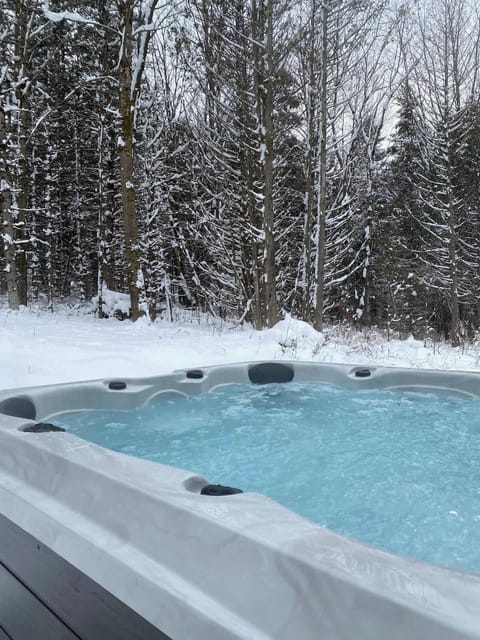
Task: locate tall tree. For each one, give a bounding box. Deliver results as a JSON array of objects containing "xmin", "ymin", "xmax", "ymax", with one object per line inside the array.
[
  {"xmin": 117, "ymin": 0, "xmax": 160, "ymax": 320},
  {"xmin": 0, "ymin": 0, "xmax": 37, "ymax": 308},
  {"xmin": 297, "ymin": 0, "xmax": 398, "ymax": 329},
  {"xmin": 408, "ymin": 0, "xmax": 480, "ymax": 344},
  {"xmin": 252, "ymin": 0, "xmax": 278, "ymax": 327}
]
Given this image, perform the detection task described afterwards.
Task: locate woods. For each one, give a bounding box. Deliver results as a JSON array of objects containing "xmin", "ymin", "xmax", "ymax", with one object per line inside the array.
[{"xmin": 1, "ymin": 0, "xmax": 480, "ymax": 343}]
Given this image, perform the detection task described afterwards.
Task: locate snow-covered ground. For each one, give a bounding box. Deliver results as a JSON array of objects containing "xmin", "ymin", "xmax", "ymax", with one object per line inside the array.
[{"xmin": 1, "ymin": 305, "xmax": 480, "ymax": 390}]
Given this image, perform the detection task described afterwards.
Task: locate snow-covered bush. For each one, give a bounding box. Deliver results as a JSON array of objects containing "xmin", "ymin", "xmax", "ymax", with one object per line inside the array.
[{"xmin": 91, "ymin": 288, "xmax": 131, "ymax": 320}]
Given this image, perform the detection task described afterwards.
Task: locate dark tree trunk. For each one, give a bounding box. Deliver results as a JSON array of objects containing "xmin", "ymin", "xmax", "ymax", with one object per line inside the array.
[{"xmin": 118, "ymin": 0, "xmax": 145, "ymax": 320}]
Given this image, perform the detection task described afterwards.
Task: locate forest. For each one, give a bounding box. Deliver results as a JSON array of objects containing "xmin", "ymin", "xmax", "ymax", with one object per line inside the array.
[{"xmin": 1, "ymin": 0, "xmax": 480, "ymax": 345}]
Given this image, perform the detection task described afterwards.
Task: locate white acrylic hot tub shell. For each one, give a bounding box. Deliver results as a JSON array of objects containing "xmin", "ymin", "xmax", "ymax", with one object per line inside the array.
[{"xmin": 1, "ymin": 361, "xmax": 480, "ymax": 639}]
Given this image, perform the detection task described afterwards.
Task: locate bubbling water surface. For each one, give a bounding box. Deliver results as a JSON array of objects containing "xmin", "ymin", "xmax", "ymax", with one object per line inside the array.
[{"xmin": 55, "ymin": 382, "xmax": 480, "ymax": 573}]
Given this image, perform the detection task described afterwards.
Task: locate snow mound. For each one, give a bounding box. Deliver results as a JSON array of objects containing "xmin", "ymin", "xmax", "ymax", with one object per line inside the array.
[
  {"xmin": 92, "ymin": 287, "xmax": 131, "ymax": 318},
  {"xmin": 268, "ymin": 314, "xmax": 325, "ymax": 350}
]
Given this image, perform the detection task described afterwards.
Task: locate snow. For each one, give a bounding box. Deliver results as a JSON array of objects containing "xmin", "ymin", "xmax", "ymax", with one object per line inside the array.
[
  {"xmin": 92, "ymin": 287, "xmax": 130, "ymax": 317},
  {"xmin": 0, "ymin": 306, "xmax": 479, "ymax": 390},
  {"xmin": 136, "ymin": 270, "xmax": 145, "ymax": 289},
  {"xmin": 42, "ymin": 6, "xmax": 94, "ymax": 25},
  {"xmin": 267, "ymin": 314, "xmax": 325, "ymax": 351},
  {"xmin": 259, "ymin": 143, "xmax": 267, "ymax": 162}
]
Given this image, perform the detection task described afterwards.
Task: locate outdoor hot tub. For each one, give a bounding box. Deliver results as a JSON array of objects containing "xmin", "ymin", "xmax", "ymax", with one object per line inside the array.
[{"xmin": 1, "ymin": 361, "xmax": 480, "ymax": 639}]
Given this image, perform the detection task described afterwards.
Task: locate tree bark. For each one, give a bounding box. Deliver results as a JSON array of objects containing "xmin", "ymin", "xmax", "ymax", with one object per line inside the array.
[
  {"xmin": 0, "ymin": 0, "xmax": 29, "ymax": 310},
  {"xmin": 313, "ymin": 1, "xmax": 328, "ymax": 332},
  {"xmin": 301, "ymin": 0, "xmax": 318, "ymax": 322},
  {"xmin": 252, "ymin": 0, "xmax": 278, "ymax": 328},
  {"xmin": 118, "ymin": 0, "xmax": 145, "ymax": 320},
  {"xmin": 1, "ymin": 108, "xmax": 20, "ymax": 310},
  {"xmin": 262, "ymin": 0, "xmax": 278, "ymax": 327},
  {"xmin": 448, "ymin": 196, "xmax": 460, "ymax": 345},
  {"xmin": 15, "ymin": 0, "xmax": 28, "ymax": 306}
]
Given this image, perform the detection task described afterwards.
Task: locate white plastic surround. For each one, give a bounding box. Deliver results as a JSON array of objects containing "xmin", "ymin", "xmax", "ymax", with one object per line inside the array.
[{"xmin": 1, "ymin": 361, "xmax": 480, "ymax": 639}]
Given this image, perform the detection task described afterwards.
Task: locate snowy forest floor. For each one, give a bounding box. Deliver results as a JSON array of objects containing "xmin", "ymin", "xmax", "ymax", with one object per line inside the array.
[{"xmin": 1, "ymin": 303, "xmax": 480, "ymax": 390}]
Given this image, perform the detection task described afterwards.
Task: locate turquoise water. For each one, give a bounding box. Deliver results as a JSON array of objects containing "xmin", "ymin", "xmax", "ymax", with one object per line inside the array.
[{"xmin": 55, "ymin": 383, "xmax": 480, "ymax": 574}]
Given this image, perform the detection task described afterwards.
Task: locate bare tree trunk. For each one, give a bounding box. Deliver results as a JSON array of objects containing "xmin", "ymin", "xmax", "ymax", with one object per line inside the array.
[
  {"xmin": 104, "ymin": 131, "xmax": 117, "ymax": 290},
  {"xmin": 313, "ymin": 1, "xmax": 328, "ymax": 332},
  {"xmin": 262, "ymin": 0, "xmax": 278, "ymax": 327},
  {"xmin": 97, "ymin": 117, "xmax": 106, "ymax": 318},
  {"xmin": 16, "ymin": 96, "xmax": 28, "ymax": 306},
  {"xmin": 235, "ymin": 1, "xmax": 262, "ymax": 328},
  {"xmin": 118, "ymin": 0, "xmax": 145, "ymax": 320},
  {"xmin": 301, "ymin": 0, "xmax": 318, "ymax": 322},
  {"xmin": 443, "ymin": 7, "xmax": 460, "ymax": 347},
  {"xmin": 448, "ymin": 198, "xmax": 460, "ymax": 345},
  {"xmin": 1, "ymin": 109, "xmax": 20, "ymax": 310},
  {"xmin": 15, "ymin": 0, "xmax": 29, "ymax": 306},
  {"xmin": 252, "ymin": 0, "xmax": 277, "ymax": 328},
  {"xmin": 449, "ymin": 238, "xmax": 460, "ymax": 346},
  {"xmin": 1, "ymin": 0, "xmax": 30, "ymax": 310}
]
